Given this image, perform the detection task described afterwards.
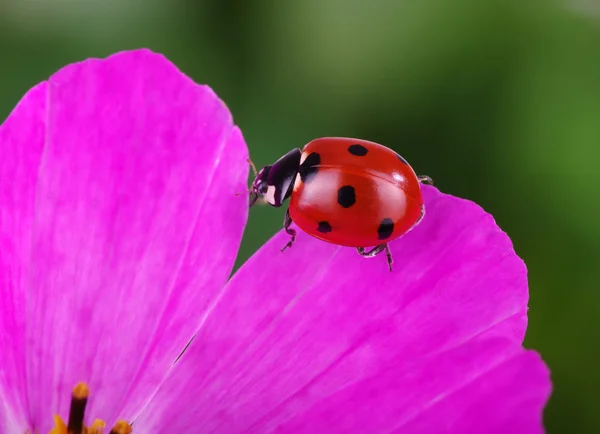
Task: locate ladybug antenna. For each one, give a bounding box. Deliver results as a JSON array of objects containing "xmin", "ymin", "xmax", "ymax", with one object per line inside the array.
[
  {"xmin": 233, "ymin": 158, "xmax": 259, "ymax": 198},
  {"xmin": 234, "ymin": 187, "xmax": 253, "ymax": 197},
  {"xmin": 247, "ymin": 158, "xmax": 258, "ymax": 177}
]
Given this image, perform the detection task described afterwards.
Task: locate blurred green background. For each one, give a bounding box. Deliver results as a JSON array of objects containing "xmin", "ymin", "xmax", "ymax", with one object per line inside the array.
[{"xmin": 1, "ymin": 0, "xmax": 598, "ymax": 432}]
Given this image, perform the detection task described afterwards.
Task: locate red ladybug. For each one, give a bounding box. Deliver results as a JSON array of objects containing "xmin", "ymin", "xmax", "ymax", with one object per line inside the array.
[{"xmin": 249, "ymin": 137, "xmax": 432, "ymax": 271}]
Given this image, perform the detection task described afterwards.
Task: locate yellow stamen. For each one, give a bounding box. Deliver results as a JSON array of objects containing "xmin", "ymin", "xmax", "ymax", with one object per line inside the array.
[
  {"xmin": 67, "ymin": 383, "xmax": 89, "ymax": 433},
  {"xmin": 72, "ymin": 383, "xmax": 89, "ymax": 400},
  {"xmin": 49, "ymin": 383, "xmax": 131, "ymax": 434},
  {"xmin": 109, "ymin": 421, "xmax": 133, "ymax": 434},
  {"xmin": 87, "ymin": 420, "xmax": 107, "ymax": 434},
  {"xmin": 49, "ymin": 415, "xmax": 67, "ymax": 434}
]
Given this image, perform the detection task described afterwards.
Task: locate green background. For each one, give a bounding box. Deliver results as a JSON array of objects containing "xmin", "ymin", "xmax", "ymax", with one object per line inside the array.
[{"xmin": 1, "ymin": 1, "xmax": 598, "ymax": 432}]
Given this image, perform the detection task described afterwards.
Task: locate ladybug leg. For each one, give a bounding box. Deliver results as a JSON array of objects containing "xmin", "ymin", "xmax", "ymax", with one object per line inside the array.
[
  {"xmin": 418, "ymin": 175, "xmax": 434, "ymax": 185},
  {"xmin": 384, "ymin": 244, "xmax": 393, "ymax": 271},
  {"xmin": 413, "ymin": 205, "xmax": 425, "ymax": 227},
  {"xmin": 356, "ymin": 244, "xmax": 393, "ymax": 272},
  {"xmin": 281, "ymin": 208, "xmax": 296, "ymax": 253}
]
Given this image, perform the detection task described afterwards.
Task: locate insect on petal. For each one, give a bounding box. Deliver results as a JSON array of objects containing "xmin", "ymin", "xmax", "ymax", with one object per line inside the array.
[{"xmin": 133, "ymin": 186, "xmax": 551, "ymax": 433}]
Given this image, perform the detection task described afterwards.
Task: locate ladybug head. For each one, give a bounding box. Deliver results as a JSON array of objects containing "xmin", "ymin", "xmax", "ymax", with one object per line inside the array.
[
  {"xmin": 248, "ymin": 148, "xmax": 302, "ymax": 208},
  {"xmin": 249, "ymin": 165, "xmax": 272, "ymax": 207}
]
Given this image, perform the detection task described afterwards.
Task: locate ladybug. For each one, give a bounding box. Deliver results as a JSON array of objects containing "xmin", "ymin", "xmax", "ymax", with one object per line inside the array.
[{"xmin": 249, "ymin": 137, "xmax": 432, "ymax": 271}]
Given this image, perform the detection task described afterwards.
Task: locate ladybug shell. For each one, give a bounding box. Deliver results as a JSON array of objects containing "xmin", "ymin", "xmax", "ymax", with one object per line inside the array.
[{"xmin": 289, "ymin": 137, "xmax": 424, "ymax": 248}]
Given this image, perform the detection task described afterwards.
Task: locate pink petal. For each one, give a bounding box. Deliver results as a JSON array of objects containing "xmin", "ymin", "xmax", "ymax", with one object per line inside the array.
[
  {"xmin": 267, "ymin": 338, "xmax": 550, "ymax": 434},
  {"xmin": 0, "ymin": 49, "xmax": 249, "ymax": 432},
  {"xmin": 0, "ymin": 82, "xmax": 47, "ymax": 432},
  {"xmin": 134, "ymin": 186, "xmax": 550, "ymax": 433}
]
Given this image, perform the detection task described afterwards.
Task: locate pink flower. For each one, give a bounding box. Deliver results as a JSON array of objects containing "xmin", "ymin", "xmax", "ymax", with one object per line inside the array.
[{"xmin": 0, "ymin": 49, "xmax": 551, "ymax": 434}]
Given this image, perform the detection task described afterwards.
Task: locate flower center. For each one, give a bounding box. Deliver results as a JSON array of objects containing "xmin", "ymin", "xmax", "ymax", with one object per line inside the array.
[{"xmin": 49, "ymin": 382, "xmax": 132, "ymax": 434}]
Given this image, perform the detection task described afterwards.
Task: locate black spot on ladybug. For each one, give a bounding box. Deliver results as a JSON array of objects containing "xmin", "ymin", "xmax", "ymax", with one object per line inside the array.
[
  {"xmin": 378, "ymin": 218, "xmax": 394, "ymax": 240},
  {"xmin": 299, "ymin": 152, "xmax": 321, "ymax": 183},
  {"xmin": 396, "ymin": 153, "xmax": 408, "ymax": 165},
  {"xmin": 337, "ymin": 185, "xmax": 356, "ymax": 208},
  {"xmin": 348, "ymin": 144, "xmax": 368, "ymax": 156},
  {"xmin": 317, "ymin": 221, "xmax": 332, "ymax": 233}
]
